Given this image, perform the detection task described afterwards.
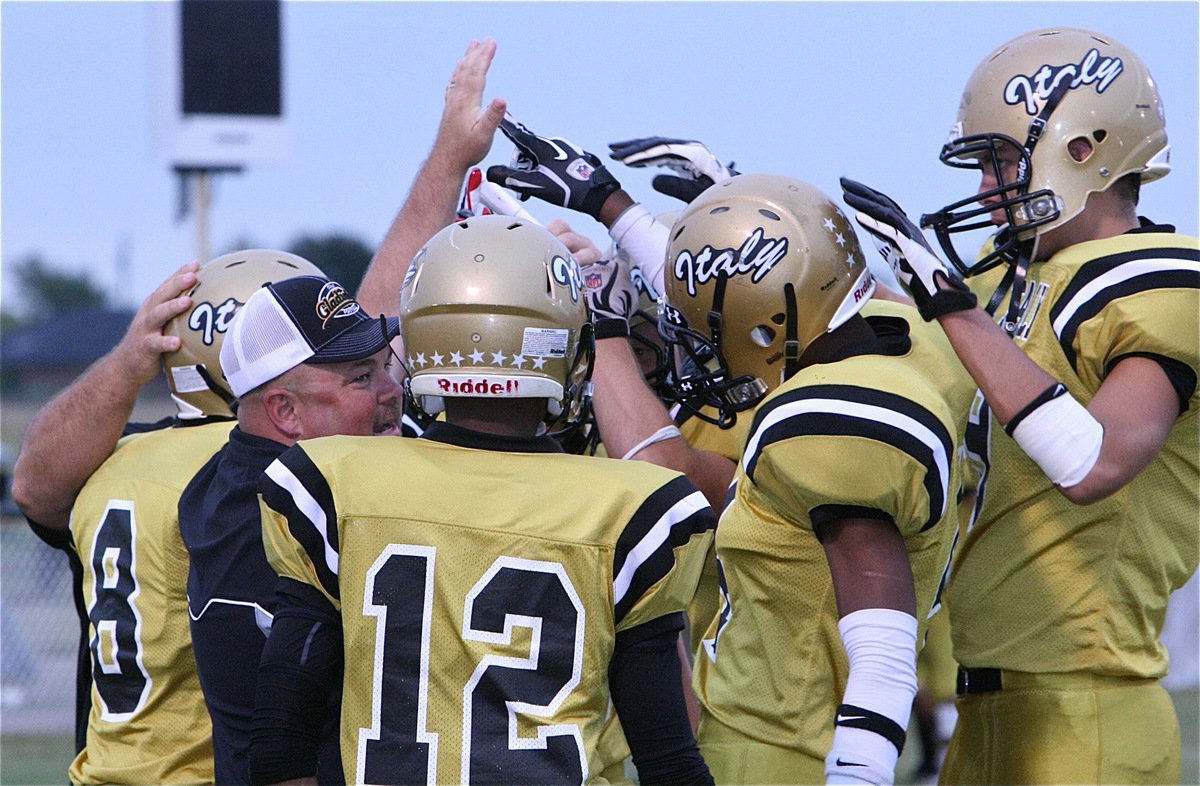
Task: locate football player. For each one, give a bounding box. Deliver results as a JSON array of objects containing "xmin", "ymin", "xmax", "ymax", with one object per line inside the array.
[
  {"xmin": 12, "ymin": 250, "xmax": 322, "ymax": 784},
  {"xmin": 181, "ymin": 274, "xmax": 402, "ymax": 785},
  {"xmin": 841, "ymin": 26, "xmax": 1199, "ymax": 784},
  {"xmin": 633, "ymin": 174, "xmax": 970, "ymax": 785},
  {"xmin": 249, "ymin": 215, "xmax": 716, "ymax": 786}
]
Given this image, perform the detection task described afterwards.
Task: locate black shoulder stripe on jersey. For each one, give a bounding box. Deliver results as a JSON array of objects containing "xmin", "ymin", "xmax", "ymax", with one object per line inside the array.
[
  {"xmin": 613, "ymin": 475, "xmax": 715, "ymax": 625},
  {"xmin": 744, "ymin": 385, "xmax": 952, "ymax": 532},
  {"xmin": 259, "ymin": 447, "xmax": 341, "ymax": 601},
  {"xmin": 1107, "ymin": 351, "xmax": 1197, "ymax": 414},
  {"xmin": 810, "ymin": 505, "xmax": 895, "ymax": 543},
  {"xmin": 1048, "ymin": 246, "xmax": 1200, "ymax": 372}
]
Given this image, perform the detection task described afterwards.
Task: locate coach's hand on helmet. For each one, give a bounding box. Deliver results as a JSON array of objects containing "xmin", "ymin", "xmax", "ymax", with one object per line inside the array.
[
  {"xmin": 118, "ymin": 260, "xmax": 201, "ymax": 384},
  {"xmin": 840, "ymin": 177, "xmax": 976, "ymax": 322},
  {"xmin": 581, "ymin": 256, "xmax": 638, "ymax": 340},
  {"xmin": 486, "ymin": 115, "xmax": 622, "ymax": 220},
  {"xmin": 609, "ymin": 136, "xmax": 738, "ymax": 204}
]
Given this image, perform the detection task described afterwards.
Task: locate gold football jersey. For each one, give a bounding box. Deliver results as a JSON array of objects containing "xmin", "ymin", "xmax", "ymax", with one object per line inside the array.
[
  {"xmin": 259, "ymin": 434, "xmax": 715, "ymax": 784},
  {"xmin": 671, "ymin": 405, "xmax": 752, "ymax": 658},
  {"xmin": 948, "ymin": 231, "xmax": 1200, "ymax": 676},
  {"xmin": 694, "ymin": 306, "xmax": 975, "ymax": 777},
  {"xmin": 68, "ymin": 421, "xmax": 233, "ymax": 785}
]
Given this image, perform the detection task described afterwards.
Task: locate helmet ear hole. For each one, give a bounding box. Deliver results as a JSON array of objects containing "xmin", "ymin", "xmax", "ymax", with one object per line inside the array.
[
  {"xmin": 770, "ymin": 312, "xmax": 786, "ymax": 326},
  {"xmin": 1069, "ymin": 137, "xmax": 1095, "ymax": 163},
  {"xmin": 750, "ymin": 325, "xmax": 776, "ymax": 347},
  {"xmin": 1093, "ymin": 130, "xmax": 1108, "ymax": 144}
]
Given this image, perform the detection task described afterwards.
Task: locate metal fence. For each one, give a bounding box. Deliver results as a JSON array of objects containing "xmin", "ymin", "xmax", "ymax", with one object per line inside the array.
[{"xmin": 1, "ymin": 516, "xmax": 79, "ymax": 735}]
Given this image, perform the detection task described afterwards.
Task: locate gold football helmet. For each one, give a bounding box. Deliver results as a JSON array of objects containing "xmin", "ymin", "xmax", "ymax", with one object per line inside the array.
[
  {"xmin": 662, "ymin": 173, "xmax": 875, "ymax": 426},
  {"xmin": 162, "ymin": 249, "xmax": 323, "ymax": 419},
  {"xmin": 400, "ymin": 215, "xmax": 593, "ymax": 424},
  {"xmin": 922, "ymin": 27, "xmax": 1170, "ymax": 275}
]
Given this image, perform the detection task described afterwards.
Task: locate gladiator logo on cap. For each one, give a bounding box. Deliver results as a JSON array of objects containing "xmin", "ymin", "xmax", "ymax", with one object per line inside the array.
[
  {"xmin": 551, "ymin": 255, "xmax": 584, "ymax": 302},
  {"xmin": 314, "ymin": 281, "xmax": 361, "ymax": 328},
  {"xmin": 672, "ymin": 227, "xmax": 789, "ymax": 297},
  {"xmin": 1004, "ymin": 48, "xmax": 1123, "ymax": 115}
]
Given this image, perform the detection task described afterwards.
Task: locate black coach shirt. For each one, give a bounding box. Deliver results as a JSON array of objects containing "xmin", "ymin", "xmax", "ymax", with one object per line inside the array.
[{"xmin": 179, "ymin": 425, "xmax": 344, "ymax": 785}]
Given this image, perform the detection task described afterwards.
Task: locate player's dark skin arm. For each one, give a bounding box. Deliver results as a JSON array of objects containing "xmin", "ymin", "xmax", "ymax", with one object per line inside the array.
[{"xmin": 820, "ymin": 517, "xmax": 917, "ymax": 617}]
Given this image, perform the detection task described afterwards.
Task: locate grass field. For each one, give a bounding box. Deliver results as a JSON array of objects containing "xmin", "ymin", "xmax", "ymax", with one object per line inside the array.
[{"xmin": 1, "ymin": 689, "xmax": 1196, "ymax": 785}]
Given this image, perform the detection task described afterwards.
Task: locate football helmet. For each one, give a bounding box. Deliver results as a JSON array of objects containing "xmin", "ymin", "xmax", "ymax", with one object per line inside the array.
[
  {"xmin": 662, "ymin": 173, "xmax": 875, "ymax": 426},
  {"xmin": 922, "ymin": 27, "xmax": 1170, "ymax": 275},
  {"xmin": 162, "ymin": 249, "xmax": 323, "ymax": 419},
  {"xmin": 400, "ymin": 215, "xmax": 593, "ymax": 426}
]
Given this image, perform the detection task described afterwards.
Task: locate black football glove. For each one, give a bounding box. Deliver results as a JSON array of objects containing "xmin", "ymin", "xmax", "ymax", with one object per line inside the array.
[
  {"xmin": 486, "ymin": 115, "xmax": 621, "ymax": 220},
  {"xmin": 581, "ymin": 257, "xmax": 638, "ymax": 339},
  {"xmin": 840, "ymin": 177, "xmax": 976, "ymax": 321},
  {"xmin": 608, "ymin": 136, "xmax": 737, "ymax": 204}
]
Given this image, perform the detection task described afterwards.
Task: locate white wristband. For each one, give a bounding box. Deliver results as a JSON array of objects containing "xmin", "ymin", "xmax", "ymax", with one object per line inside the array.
[
  {"xmin": 608, "ymin": 202, "xmax": 669, "ymax": 298},
  {"xmin": 1009, "ymin": 384, "xmax": 1103, "ymax": 488},
  {"xmin": 621, "ymin": 425, "xmax": 683, "ymax": 461},
  {"xmin": 825, "ymin": 608, "xmax": 918, "ymax": 786}
]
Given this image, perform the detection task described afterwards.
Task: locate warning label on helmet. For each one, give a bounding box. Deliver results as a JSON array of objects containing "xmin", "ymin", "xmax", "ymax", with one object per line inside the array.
[
  {"xmin": 521, "ymin": 327, "xmax": 569, "ymax": 357},
  {"xmin": 171, "ymin": 365, "xmax": 211, "ymax": 393}
]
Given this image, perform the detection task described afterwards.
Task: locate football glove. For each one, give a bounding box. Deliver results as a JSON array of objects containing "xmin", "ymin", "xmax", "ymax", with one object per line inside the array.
[
  {"xmin": 608, "ymin": 136, "xmax": 738, "ymax": 204},
  {"xmin": 581, "ymin": 257, "xmax": 638, "ymax": 339},
  {"xmin": 486, "ymin": 115, "xmax": 621, "ymax": 220},
  {"xmin": 840, "ymin": 177, "xmax": 976, "ymax": 321}
]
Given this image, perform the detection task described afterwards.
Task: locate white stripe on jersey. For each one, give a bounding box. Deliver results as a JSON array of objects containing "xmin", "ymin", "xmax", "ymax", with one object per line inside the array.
[
  {"xmin": 612, "ymin": 490, "xmax": 710, "ymax": 609},
  {"xmin": 742, "ymin": 398, "xmax": 950, "ymax": 519},
  {"xmin": 1051, "ymin": 257, "xmax": 1200, "ymax": 339},
  {"xmin": 264, "ymin": 460, "xmax": 340, "ymax": 575}
]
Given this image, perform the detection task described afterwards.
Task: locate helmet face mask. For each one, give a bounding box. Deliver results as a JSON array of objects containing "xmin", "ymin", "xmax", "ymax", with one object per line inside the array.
[
  {"xmin": 922, "ymin": 27, "xmax": 1170, "ymax": 276},
  {"xmin": 399, "ymin": 215, "xmax": 594, "ymax": 433},
  {"xmin": 162, "ymin": 249, "xmax": 323, "ymax": 419},
  {"xmin": 657, "ymin": 300, "xmax": 765, "ymax": 428},
  {"xmin": 660, "ymin": 173, "xmax": 875, "ymax": 427},
  {"xmin": 923, "ymin": 134, "xmax": 1060, "ymax": 275}
]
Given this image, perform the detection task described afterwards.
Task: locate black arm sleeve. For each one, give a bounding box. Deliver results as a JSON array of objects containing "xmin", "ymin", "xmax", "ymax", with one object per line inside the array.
[
  {"xmin": 609, "ymin": 612, "xmax": 714, "ymax": 786},
  {"xmin": 249, "ymin": 577, "xmax": 343, "ymax": 786}
]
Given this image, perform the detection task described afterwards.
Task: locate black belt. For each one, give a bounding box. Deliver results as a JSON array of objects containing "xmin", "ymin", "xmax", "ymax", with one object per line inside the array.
[{"xmin": 956, "ymin": 666, "xmax": 1003, "ymax": 696}]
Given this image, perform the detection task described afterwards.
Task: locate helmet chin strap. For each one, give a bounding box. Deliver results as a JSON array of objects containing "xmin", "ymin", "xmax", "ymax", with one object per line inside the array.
[
  {"xmin": 997, "ymin": 232, "xmax": 1042, "ymax": 337},
  {"xmin": 196, "ymin": 365, "xmax": 238, "ymax": 410},
  {"xmin": 782, "ymin": 282, "xmax": 801, "ymax": 381},
  {"xmin": 995, "ymin": 79, "xmax": 1069, "ymax": 337}
]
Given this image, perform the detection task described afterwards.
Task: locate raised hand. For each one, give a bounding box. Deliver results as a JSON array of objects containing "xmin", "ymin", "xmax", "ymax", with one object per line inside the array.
[
  {"xmin": 436, "ymin": 38, "xmax": 507, "ymax": 173},
  {"xmin": 486, "ymin": 115, "xmax": 621, "ymax": 219},
  {"xmin": 840, "ymin": 177, "xmax": 976, "ymax": 321},
  {"xmin": 581, "ymin": 256, "xmax": 638, "ymax": 339},
  {"xmin": 609, "ymin": 136, "xmax": 737, "ymax": 203}
]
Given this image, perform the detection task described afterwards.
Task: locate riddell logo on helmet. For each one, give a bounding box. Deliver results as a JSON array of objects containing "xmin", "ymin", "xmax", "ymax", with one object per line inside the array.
[
  {"xmin": 315, "ymin": 281, "xmax": 361, "ymax": 328},
  {"xmin": 1004, "ymin": 48, "xmax": 1123, "ymax": 115},
  {"xmin": 436, "ymin": 377, "xmax": 521, "ymax": 395},
  {"xmin": 673, "ymin": 228, "xmax": 789, "ymax": 297}
]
